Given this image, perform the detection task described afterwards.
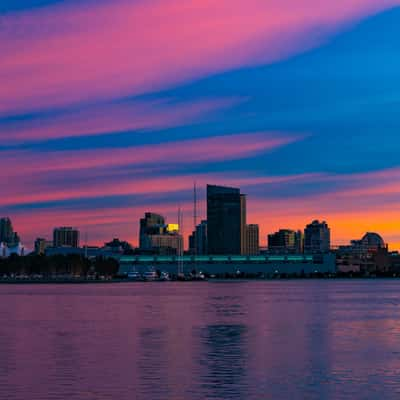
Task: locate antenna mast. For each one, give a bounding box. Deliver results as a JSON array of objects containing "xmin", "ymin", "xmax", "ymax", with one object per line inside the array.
[
  {"xmin": 193, "ymin": 182, "xmax": 198, "ymax": 255},
  {"xmin": 84, "ymin": 231, "xmax": 88, "ymax": 258},
  {"xmin": 193, "ymin": 181, "xmax": 198, "ymax": 230},
  {"xmin": 178, "ymin": 207, "xmax": 184, "ymax": 276}
]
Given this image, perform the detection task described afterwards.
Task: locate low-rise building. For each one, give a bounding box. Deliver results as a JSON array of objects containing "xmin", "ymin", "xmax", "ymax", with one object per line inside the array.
[
  {"xmin": 119, "ymin": 253, "xmax": 336, "ymax": 276},
  {"xmin": 0, "ymin": 242, "xmax": 26, "ymax": 257},
  {"xmin": 268, "ymin": 229, "xmax": 303, "ymax": 254},
  {"xmin": 34, "ymin": 238, "xmax": 53, "ymax": 255},
  {"xmin": 336, "ymin": 232, "xmax": 388, "ymax": 274}
]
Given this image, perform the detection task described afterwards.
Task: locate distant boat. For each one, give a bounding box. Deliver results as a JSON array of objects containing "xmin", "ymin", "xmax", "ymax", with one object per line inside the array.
[
  {"xmin": 159, "ymin": 271, "xmax": 170, "ymax": 281},
  {"xmin": 127, "ymin": 269, "xmax": 142, "ymax": 281},
  {"xmin": 142, "ymin": 267, "xmax": 157, "ymax": 281}
]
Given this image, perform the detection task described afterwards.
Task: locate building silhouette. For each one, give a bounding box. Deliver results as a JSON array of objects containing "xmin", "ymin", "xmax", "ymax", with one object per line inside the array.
[
  {"xmin": 53, "ymin": 227, "xmax": 80, "ymax": 248},
  {"xmin": 189, "ymin": 220, "xmax": 208, "ymax": 255},
  {"xmin": 139, "ymin": 212, "xmax": 182, "ymax": 255},
  {"xmin": 268, "ymin": 229, "xmax": 303, "ymax": 254},
  {"xmin": 336, "ymin": 232, "xmax": 388, "ymax": 273},
  {"xmin": 0, "ymin": 242, "xmax": 25, "ymax": 257},
  {"xmin": 0, "ymin": 217, "xmax": 20, "ymax": 246},
  {"xmin": 206, "ymin": 184, "xmax": 246, "ymax": 255},
  {"xmin": 352, "ymin": 232, "xmax": 386, "ymax": 253},
  {"xmin": 245, "ymin": 224, "xmax": 259, "ymax": 255},
  {"xmin": 139, "ymin": 212, "xmax": 165, "ymax": 249},
  {"xmin": 240, "ymin": 194, "xmax": 247, "ymax": 255},
  {"xmin": 34, "ymin": 238, "xmax": 53, "ymax": 255},
  {"xmin": 104, "ymin": 238, "xmax": 133, "ymax": 253},
  {"xmin": 145, "ymin": 234, "xmax": 183, "ymax": 255},
  {"xmin": 304, "ymin": 220, "xmax": 330, "ymax": 254}
]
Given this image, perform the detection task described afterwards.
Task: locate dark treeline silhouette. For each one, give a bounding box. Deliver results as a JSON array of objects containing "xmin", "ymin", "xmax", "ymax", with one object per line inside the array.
[{"xmin": 0, "ymin": 254, "xmax": 119, "ymax": 278}]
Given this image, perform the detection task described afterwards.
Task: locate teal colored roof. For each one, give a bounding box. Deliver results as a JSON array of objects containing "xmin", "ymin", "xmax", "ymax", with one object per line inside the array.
[{"xmin": 120, "ymin": 255, "xmax": 314, "ymax": 263}]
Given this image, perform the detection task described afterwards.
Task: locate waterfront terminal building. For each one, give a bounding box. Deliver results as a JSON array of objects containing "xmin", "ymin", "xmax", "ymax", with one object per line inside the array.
[{"xmin": 119, "ymin": 253, "xmax": 336, "ymax": 276}]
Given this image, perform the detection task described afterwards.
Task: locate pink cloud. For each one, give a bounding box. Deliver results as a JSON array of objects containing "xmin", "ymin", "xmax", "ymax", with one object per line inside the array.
[
  {"xmin": 0, "ymin": 169, "xmax": 310, "ymax": 209},
  {"xmin": 3, "ymin": 97, "xmax": 239, "ymax": 142},
  {"xmin": 0, "ymin": 132, "xmax": 301, "ymax": 177},
  {"xmin": 1, "ymin": 0, "xmax": 398, "ymax": 114}
]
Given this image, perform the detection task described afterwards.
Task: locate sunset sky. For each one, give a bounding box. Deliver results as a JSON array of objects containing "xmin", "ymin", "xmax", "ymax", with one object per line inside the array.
[{"xmin": 1, "ymin": 0, "xmax": 400, "ymax": 249}]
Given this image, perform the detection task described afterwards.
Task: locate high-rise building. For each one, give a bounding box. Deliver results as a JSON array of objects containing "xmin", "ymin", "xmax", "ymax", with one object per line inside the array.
[
  {"xmin": 139, "ymin": 213, "xmax": 165, "ymax": 249},
  {"xmin": 240, "ymin": 194, "xmax": 247, "ymax": 255},
  {"xmin": 188, "ymin": 233, "xmax": 195, "ymax": 254},
  {"xmin": 246, "ymin": 224, "xmax": 259, "ymax": 255},
  {"xmin": 268, "ymin": 229, "xmax": 303, "ymax": 254},
  {"xmin": 304, "ymin": 220, "xmax": 330, "ymax": 254},
  {"xmin": 0, "ymin": 217, "xmax": 13, "ymax": 243},
  {"xmin": 196, "ymin": 220, "xmax": 208, "ymax": 255},
  {"xmin": 34, "ymin": 238, "xmax": 53, "ymax": 255},
  {"xmin": 0, "ymin": 217, "xmax": 20, "ymax": 245},
  {"xmin": 189, "ymin": 220, "xmax": 208, "ymax": 255},
  {"xmin": 296, "ymin": 231, "xmax": 304, "ymax": 253},
  {"xmin": 206, "ymin": 184, "xmax": 246, "ymax": 255},
  {"xmin": 53, "ymin": 227, "xmax": 80, "ymax": 248},
  {"xmin": 139, "ymin": 212, "xmax": 182, "ymax": 255}
]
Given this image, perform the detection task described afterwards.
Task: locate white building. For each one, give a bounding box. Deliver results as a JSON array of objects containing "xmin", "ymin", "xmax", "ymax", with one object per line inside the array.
[{"xmin": 0, "ymin": 242, "xmax": 26, "ymax": 257}]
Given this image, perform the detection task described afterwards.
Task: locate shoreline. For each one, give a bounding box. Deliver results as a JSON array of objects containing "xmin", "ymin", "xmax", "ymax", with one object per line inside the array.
[{"xmin": 1, "ymin": 276, "xmax": 400, "ymax": 284}]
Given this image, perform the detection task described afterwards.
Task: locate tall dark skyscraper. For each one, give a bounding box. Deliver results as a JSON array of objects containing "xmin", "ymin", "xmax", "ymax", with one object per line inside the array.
[{"xmin": 206, "ymin": 184, "xmax": 246, "ymax": 255}]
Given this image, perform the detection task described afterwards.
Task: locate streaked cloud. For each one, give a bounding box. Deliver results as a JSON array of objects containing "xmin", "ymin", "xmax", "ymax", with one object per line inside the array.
[
  {"xmin": 0, "ymin": 132, "xmax": 301, "ymax": 176},
  {"xmin": 1, "ymin": 0, "xmax": 398, "ymax": 114},
  {"xmin": 1, "ymin": 1, "xmax": 400, "ymax": 248},
  {"xmin": 1, "ymin": 97, "xmax": 239, "ymax": 143}
]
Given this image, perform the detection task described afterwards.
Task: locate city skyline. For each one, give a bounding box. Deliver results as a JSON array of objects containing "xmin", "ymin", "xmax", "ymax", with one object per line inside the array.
[
  {"xmin": 2, "ymin": 3, "xmax": 400, "ymax": 400},
  {"xmin": 0, "ymin": 201, "xmax": 394, "ymax": 249},
  {"xmin": 1, "ymin": 1, "xmax": 400, "ymax": 248},
  {"xmin": 0, "ymin": 182, "xmax": 391, "ymax": 252}
]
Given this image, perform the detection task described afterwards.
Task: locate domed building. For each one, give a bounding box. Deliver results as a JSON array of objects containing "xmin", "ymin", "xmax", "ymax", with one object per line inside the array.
[
  {"xmin": 359, "ymin": 232, "xmax": 385, "ymax": 249},
  {"xmin": 337, "ymin": 232, "xmax": 388, "ymax": 274}
]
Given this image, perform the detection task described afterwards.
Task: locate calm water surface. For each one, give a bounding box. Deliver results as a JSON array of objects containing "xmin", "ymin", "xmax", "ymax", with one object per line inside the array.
[{"xmin": 1, "ymin": 280, "xmax": 400, "ymax": 399}]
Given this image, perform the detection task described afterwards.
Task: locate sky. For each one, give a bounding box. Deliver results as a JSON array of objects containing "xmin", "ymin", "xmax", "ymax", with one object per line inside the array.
[{"xmin": 1, "ymin": 0, "xmax": 400, "ymax": 249}]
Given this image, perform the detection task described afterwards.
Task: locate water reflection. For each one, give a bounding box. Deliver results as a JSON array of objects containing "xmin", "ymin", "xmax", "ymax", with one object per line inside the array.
[
  {"xmin": 137, "ymin": 327, "xmax": 172, "ymax": 399},
  {"xmin": 2, "ymin": 282, "xmax": 400, "ymax": 400},
  {"xmin": 196, "ymin": 324, "xmax": 248, "ymax": 399},
  {"xmin": 0, "ymin": 306, "xmax": 16, "ymax": 400}
]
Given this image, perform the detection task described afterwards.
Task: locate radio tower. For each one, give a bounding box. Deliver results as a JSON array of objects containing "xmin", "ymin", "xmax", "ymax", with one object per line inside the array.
[
  {"xmin": 193, "ymin": 182, "xmax": 198, "ymax": 255},
  {"xmin": 193, "ymin": 182, "xmax": 198, "ymax": 230},
  {"xmin": 177, "ymin": 207, "xmax": 184, "ymax": 277}
]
